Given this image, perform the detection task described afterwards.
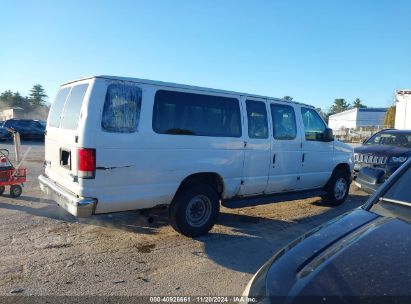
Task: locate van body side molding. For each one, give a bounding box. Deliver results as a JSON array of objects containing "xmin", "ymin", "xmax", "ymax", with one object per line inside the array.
[
  {"xmin": 96, "ymin": 165, "xmax": 133, "ymax": 170},
  {"xmin": 223, "ymin": 188, "xmax": 326, "ymax": 209}
]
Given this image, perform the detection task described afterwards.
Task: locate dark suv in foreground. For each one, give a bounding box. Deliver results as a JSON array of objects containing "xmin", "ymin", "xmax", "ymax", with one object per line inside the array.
[
  {"xmin": 353, "ymin": 129, "xmax": 411, "ymax": 179},
  {"xmin": 243, "ymin": 158, "xmax": 411, "ymax": 301},
  {"xmin": 3, "ymin": 119, "xmax": 46, "ymax": 140}
]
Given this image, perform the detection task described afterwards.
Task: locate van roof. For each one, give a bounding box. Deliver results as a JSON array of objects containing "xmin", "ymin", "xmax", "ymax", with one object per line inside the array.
[{"xmin": 62, "ymin": 75, "xmax": 314, "ymax": 108}]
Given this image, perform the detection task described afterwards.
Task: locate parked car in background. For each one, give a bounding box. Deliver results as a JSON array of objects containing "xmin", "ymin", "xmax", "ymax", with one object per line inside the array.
[
  {"xmin": 353, "ymin": 129, "xmax": 411, "ymax": 179},
  {"xmin": 0, "ymin": 126, "xmax": 12, "ymax": 141},
  {"xmin": 38, "ymin": 120, "xmax": 46, "ymax": 128},
  {"xmin": 243, "ymin": 158, "xmax": 411, "ymax": 301},
  {"xmin": 3, "ymin": 119, "xmax": 46, "ymax": 140},
  {"xmin": 39, "ymin": 76, "xmax": 353, "ymax": 237}
]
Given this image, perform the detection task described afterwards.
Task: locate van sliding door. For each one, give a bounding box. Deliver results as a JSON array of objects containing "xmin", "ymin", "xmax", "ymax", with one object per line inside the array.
[{"xmin": 237, "ymin": 97, "xmax": 270, "ymax": 196}]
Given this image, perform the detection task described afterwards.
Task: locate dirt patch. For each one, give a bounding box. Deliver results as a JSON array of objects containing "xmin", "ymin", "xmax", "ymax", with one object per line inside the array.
[
  {"xmin": 42, "ymin": 243, "xmax": 72, "ymax": 249},
  {"xmin": 137, "ymin": 244, "xmax": 156, "ymax": 253}
]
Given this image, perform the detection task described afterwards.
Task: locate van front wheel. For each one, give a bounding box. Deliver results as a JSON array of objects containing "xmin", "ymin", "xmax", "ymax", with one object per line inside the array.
[
  {"xmin": 169, "ymin": 183, "xmax": 220, "ymax": 237},
  {"xmin": 322, "ymin": 170, "xmax": 350, "ymax": 206}
]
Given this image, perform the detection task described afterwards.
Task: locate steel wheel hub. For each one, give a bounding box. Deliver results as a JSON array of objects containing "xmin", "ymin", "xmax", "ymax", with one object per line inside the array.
[
  {"xmin": 186, "ymin": 195, "xmax": 212, "ymax": 227},
  {"xmin": 334, "ymin": 178, "xmax": 347, "ymax": 200}
]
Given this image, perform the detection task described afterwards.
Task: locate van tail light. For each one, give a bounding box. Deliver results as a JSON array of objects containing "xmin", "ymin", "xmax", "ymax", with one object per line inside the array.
[{"xmin": 78, "ymin": 148, "xmax": 96, "ymax": 179}]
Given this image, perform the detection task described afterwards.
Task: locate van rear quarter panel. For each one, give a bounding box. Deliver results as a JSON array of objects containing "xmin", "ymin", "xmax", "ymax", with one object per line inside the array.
[
  {"xmin": 45, "ymin": 78, "xmax": 96, "ymax": 195},
  {"xmin": 82, "ymin": 80, "xmax": 245, "ymax": 214}
]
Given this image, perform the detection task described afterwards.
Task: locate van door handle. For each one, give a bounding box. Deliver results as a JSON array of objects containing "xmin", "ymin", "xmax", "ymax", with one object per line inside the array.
[
  {"xmin": 302, "ymin": 153, "xmax": 305, "ymax": 163},
  {"xmin": 273, "ymin": 154, "xmax": 276, "ymax": 164}
]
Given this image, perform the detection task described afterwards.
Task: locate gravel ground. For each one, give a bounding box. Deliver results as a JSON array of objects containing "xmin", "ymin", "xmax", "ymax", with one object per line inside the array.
[{"xmin": 0, "ymin": 142, "xmax": 368, "ymax": 297}]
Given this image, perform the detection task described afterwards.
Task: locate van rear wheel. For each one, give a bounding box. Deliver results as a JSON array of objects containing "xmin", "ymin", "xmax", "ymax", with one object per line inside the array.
[
  {"xmin": 169, "ymin": 183, "xmax": 219, "ymax": 237},
  {"xmin": 322, "ymin": 170, "xmax": 350, "ymax": 206}
]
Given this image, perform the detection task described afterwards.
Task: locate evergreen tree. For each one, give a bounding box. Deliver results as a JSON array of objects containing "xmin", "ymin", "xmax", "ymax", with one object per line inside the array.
[
  {"xmin": 0, "ymin": 90, "xmax": 14, "ymax": 106},
  {"xmin": 352, "ymin": 98, "xmax": 366, "ymax": 109},
  {"xmin": 0, "ymin": 90, "xmax": 29, "ymax": 109},
  {"xmin": 28, "ymin": 84, "xmax": 48, "ymax": 106},
  {"xmin": 329, "ymin": 99, "xmax": 350, "ymax": 115}
]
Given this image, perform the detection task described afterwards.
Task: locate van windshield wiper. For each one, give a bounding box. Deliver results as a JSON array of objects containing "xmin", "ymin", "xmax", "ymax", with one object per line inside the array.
[{"xmin": 164, "ymin": 128, "xmax": 195, "ymax": 135}]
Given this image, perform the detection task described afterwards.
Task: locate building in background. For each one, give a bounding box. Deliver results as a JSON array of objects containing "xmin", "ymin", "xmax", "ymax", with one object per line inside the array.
[
  {"xmin": 0, "ymin": 107, "xmax": 49, "ymax": 122},
  {"xmin": 328, "ymin": 108, "xmax": 388, "ymax": 130},
  {"xmin": 0, "ymin": 107, "xmax": 25, "ymax": 121},
  {"xmin": 395, "ymin": 90, "xmax": 411, "ymax": 130}
]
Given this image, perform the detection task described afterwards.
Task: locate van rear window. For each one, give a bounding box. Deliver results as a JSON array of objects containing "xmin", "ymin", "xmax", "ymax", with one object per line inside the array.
[
  {"xmin": 102, "ymin": 84, "xmax": 142, "ymax": 133},
  {"xmin": 48, "ymin": 84, "xmax": 88, "ymax": 129},
  {"xmin": 48, "ymin": 87, "xmax": 70, "ymax": 127},
  {"xmin": 60, "ymin": 84, "xmax": 89, "ymax": 130},
  {"xmin": 153, "ymin": 90, "xmax": 241, "ymax": 137}
]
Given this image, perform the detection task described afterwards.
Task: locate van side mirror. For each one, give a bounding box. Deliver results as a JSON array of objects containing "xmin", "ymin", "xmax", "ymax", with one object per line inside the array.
[{"xmin": 323, "ymin": 128, "xmax": 334, "ymax": 142}]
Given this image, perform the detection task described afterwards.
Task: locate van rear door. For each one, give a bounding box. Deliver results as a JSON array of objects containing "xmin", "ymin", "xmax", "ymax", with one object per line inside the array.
[{"xmin": 44, "ymin": 79, "xmax": 91, "ymax": 194}]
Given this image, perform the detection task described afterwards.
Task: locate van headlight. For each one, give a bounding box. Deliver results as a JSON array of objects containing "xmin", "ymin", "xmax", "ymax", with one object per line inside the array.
[{"xmin": 389, "ymin": 156, "xmax": 408, "ymax": 163}]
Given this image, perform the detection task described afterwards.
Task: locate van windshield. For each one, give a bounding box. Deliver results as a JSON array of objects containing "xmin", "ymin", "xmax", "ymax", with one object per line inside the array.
[{"xmin": 48, "ymin": 84, "xmax": 89, "ymax": 129}]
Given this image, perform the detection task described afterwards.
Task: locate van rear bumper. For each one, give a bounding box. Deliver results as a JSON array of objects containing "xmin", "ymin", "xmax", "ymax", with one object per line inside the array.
[{"xmin": 38, "ymin": 174, "xmax": 97, "ymax": 218}]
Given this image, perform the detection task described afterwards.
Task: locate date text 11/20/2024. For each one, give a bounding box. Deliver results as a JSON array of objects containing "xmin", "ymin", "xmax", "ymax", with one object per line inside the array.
[{"xmin": 149, "ymin": 296, "xmax": 257, "ymax": 303}]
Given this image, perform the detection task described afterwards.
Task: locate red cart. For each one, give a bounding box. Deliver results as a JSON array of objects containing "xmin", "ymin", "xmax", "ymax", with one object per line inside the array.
[{"xmin": 0, "ymin": 149, "xmax": 26, "ymax": 198}]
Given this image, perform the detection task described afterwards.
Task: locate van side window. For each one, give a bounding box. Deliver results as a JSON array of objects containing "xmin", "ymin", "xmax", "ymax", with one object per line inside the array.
[
  {"xmin": 60, "ymin": 84, "xmax": 89, "ymax": 130},
  {"xmin": 270, "ymin": 104, "xmax": 297, "ymax": 140},
  {"xmin": 153, "ymin": 90, "xmax": 242, "ymax": 137},
  {"xmin": 246, "ymin": 100, "xmax": 268, "ymax": 139},
  {"xmin": 102, "ymin": 84, "xmax": 142, "ymax": 133},
  {"xmin": 301, "ymin": 107, "xmax": 326, "ymax": 141},
  {"xmin": 48, "ymin": 87, "xmax": 71, "ymax": 127}
]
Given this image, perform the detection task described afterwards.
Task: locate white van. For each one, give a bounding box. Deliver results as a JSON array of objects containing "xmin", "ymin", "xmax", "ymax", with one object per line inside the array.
[{"xmin": 39, "ymin": 76, "xmax": 353, "ymax": 237}]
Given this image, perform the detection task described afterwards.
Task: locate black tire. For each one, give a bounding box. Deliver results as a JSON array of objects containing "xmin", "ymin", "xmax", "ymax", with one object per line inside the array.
[
  {"xmin": 0, "ymin": 186, "xmax": 5, "ymax": 195},
  {"xmin": 169, "ymin": 183, "xmax": 220, "ymax": 237},
  {"xmin": 10, "ymin": 185, "xmax": 22, "ymax": 198},
  {"xmin": 322, "ymin": 170, "xmax": 350, "ymax": 206}
]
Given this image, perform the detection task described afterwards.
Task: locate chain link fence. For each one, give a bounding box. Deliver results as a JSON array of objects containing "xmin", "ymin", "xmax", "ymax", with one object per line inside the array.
[{"xmin": 333, "ymin": 125, "xmax": 389, "ymax": 143}]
